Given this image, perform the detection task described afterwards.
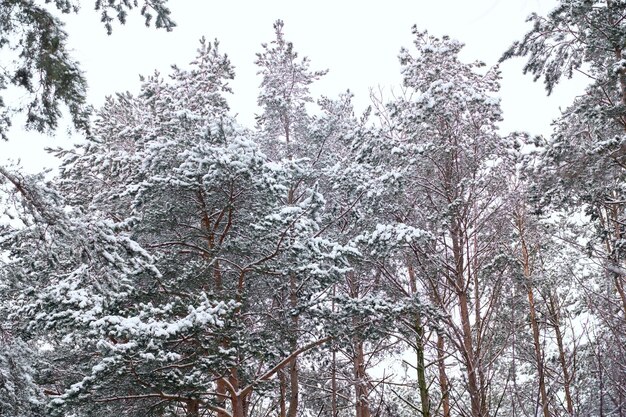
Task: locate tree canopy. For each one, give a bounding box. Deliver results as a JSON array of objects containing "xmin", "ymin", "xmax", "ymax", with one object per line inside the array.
[{"xmin": 1, "ymin": 3, "xmax": 625, "ymax": 417}]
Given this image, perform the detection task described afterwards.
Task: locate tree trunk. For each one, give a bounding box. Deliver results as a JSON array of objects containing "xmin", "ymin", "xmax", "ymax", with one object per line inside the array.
[
  {"xmin": 415, "ymin": 313, "xmax": 431, "ymax": 417},
  {"xmin": 279, "ymin": 369, "xmax": 287, "ymax": 417},
  {"xmin": 527, "ymin": 286, "xmax": 550, "ymax": 417},
  {"xmin": 331, "ymin": 286, "xmax": 338, "ymax": 417},
  {"xmin": 437, "ymin": 333, "xmax": 451, "ymax": 417},
  {"xmin": 548, "ymin": 293, "xmax": 574, "ymax": 416},
  {"xmin": 451, "ymin": 222, "xmax": 482, "ymax": 417},
  {"xmin": 345, "ymin": 270, "xmax": 371, "ymax": 417},
  {"xmin": 331, "ymin": 348, "xmax": 338, "ymax": 417},
  {"xmin": 407, "ymin": 258, "xmax": 431, "ymax": 417},
  {"xmin": 353, "ymin": 339, "xmax": 371, "ymax": 417},
  {"xmin": 287, "ymin": 273, "xmax": 300, "ymax": 417},
  {"xmin": 232, "ymin": 394, "xmax": 247, "ymax": 417},
  {"xmin": 200, "ymin": 193, "xmax": 231, "ymax": 417},
  {"xmin": 458, "ymin": 289, "xmax": 483, "ymax": 417},
  {"xmin": 186, "ymin": 398, "xmax": 200, "ymax": 417},
  {"xmin": 518, "ymin": 214, "xmax": 551, "ymax": 417}
]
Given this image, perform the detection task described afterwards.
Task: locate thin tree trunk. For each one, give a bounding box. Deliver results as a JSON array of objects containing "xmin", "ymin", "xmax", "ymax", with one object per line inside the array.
[
  {"xmin": 511, "ymin": 296, "xmax": 518, "ymax": 417},
  {"xmin": 598, "ymin": 344, "xmax": 605, "ymax": 417},
  {"xmin": 527, "ymin": 286, "xmax": 550, "ymax": 417},
  {"xmin": 407, "ymin": 258, "xmax": 431, "ymax": 417},
  {"xmin": 287, "ymin": 273, "xmax": 299, "ymax": 417},
  {"xmin": 415, "ymin": 313, "xmax": 431, "ymax": 417},
  {"xmin": 331, "ymin": 349, "xmax": 338, "ymax": 417},
  {"xmin": 279, "ymin": 369, "xmax": 287, "ymax": 417},
  {"xmin": 469, "ymin": 228, "xmax": 488, "ymax": 417},
  {"xmin": 285, "ymin": 117, "xmax": 300, "ymax": 417},
  {"xmin": 331, "ymin": 286, "xmax": 338, "ymax": 417},
  {"xmin": 353, "ymin": 339, "xmax": 371, "ymax": 417},
  {"xmin": 459, "ymin": 289, "xmax": 482, "ymax": 417},
  {"xmin": 608, "ymin": 204, "xmax": 626, "ymax": 316},
  {"xmin": 200, "ymin": 191, "xmax": 231, "ymax": 417},
  {"xmin": 437, "ymin": 333, "xmax": 451, "ymax": 417},
  {"xmin": 428, "ymin": 264, "xmax": 450, "ymax": 417},
  {"xmin": 518, "ymin": 215, "xmax": 551, "ymax": 417},
  {"xmin": 548, "ymin": 293, "xmax": 574, "ymax": 416},
  {"xmin": 232, "ymin": 394, "xmax": 247, "ymax": 417},
  {"xmin": 451, "ymin": 222, "xmax": 482, "ymax": 417},
  {"xmin": 347, "ymin": 271, "xmax": 371, "ymax": 417}
]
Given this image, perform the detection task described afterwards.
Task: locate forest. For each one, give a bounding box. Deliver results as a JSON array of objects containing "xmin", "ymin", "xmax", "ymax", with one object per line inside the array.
[{"xmin": 0, "ymin": 1, "xmax": 625, "ymax": 417}]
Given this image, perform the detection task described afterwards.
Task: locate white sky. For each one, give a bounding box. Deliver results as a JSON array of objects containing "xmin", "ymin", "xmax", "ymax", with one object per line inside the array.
[{"xmin": 0, "ymin": 0, "xmax": 589, "ymax": 172}]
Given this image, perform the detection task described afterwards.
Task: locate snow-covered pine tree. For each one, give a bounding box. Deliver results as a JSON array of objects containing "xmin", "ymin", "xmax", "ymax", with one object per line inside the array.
[
  {"xmin": 253, "ymin": 21, "xmax": 375, "ymax": 417},
  {"xmin": 254, "ymin": 21, "xmax": 411, "ymax": 417},
  {"xmin": 0, "ymin": 335, "xmax": 46, "ymax": 417},
  {"xmin": 503, "ymin": 0, "xmax": 626, "ymax": 315},
  {"xmin": 498, "ymin": 134, "xmax": 596, "ymax": 417},
  {"xmin": 0, "ymin": 164, "xmax": 163, "ymax": 416},
  {"xmin": 505, "ymin": 2, "xmax": 626, "ymax": 413},
  {"xmin": 2, "ymin": 38, "xmax": 354, "ymax": 417},
  {"xmin": 375, "ymin": 29, "xmax": 513, "ymax": 417},
  {"xmin": 1, "ymin": 234, "xmax": 46, "ymax": 417}
]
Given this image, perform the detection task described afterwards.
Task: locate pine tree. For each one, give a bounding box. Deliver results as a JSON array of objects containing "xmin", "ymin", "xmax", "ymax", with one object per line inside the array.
[
  {"xmin": 381, "ymin": 28, "xmax": 512, "ymax": 417},
  {"xmin": 1, "ymin": 37, "xmax": 355, "ymax": 417},
  {"xmin": 505, "ymin": 3, "xmax": 626, "ymax": 413}
]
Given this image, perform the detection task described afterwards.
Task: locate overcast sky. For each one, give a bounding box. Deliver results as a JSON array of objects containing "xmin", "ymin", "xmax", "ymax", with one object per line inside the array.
[{"xmin": 0, "ymin": 0, "xmax": 589, "ymax": 172}]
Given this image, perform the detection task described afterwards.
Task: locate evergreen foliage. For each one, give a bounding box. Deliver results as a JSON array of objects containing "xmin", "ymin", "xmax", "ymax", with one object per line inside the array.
[{"xmin": 0, "ymin": 5, "xmax": 624, "ymax": 417}]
